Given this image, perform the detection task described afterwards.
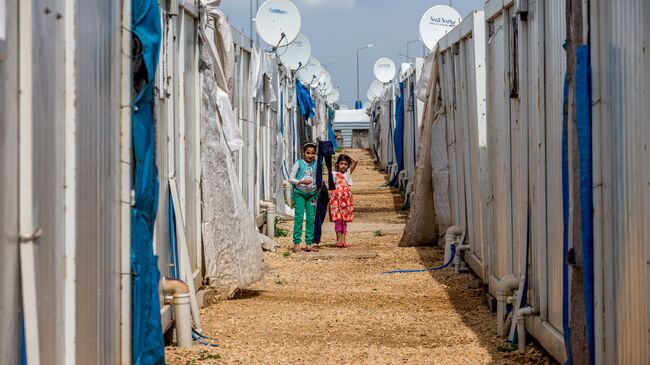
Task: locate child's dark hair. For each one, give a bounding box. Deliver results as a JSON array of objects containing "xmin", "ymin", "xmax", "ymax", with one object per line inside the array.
[
  {"xmin": 303, "ymin": 142, "xmax": 317, "ymax": 153},
  {"xmin": 335, "ymin": 154, "xmax": 352, "ymax": 171}
]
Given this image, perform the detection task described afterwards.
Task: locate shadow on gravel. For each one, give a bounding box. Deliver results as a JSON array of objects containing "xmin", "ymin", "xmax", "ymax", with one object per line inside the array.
[
  {"xmin": 412, "ymin": 247, "xmax": 555, "ymax": 364},
  {"xmin": 231, "ymin": 289, "xmax": 265, "ymax": 301}
]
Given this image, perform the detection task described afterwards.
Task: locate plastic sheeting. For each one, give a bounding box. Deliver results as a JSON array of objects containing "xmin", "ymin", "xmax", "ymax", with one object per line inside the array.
[
  {"xmin": 400, "ymin": 53, "xmax": 443, "ymax": 247},
  {"xmin": 430, "ymin": 109, "xmax": 452, "ymax": 234},
  {"xmin": 200, "ymin": 46, "xmax": 266, "ymax": 295},
  {"xmin": 131, "ymin": 0, "xmax": 165, "ymax": 363},
  {"xmin": 417, "ymin": 53, "xmax": 435, "ymax": 102},
  {"xmin": 201, "ymin": 2, "xmax": 235, "ymax": 94},
  {"xmin": 255, "ymin": 53, "xmax": 278, "ymax": 104},
  {"xmin": 201, "ymin": 5, "xmax": 243, "ymax": 151}
]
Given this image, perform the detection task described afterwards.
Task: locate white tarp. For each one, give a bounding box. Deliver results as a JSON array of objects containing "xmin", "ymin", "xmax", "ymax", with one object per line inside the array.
[
  {"xmin": 400, "ymin": 52, "xmax": 446, "ymax": 246},
  {"xmin": 199, "ymin": 19, "xmax": 265, "ymax": 296},
  {"xmin": 416, "ymin": 53, "xmax": 435, "ymax": 102},
  {"xmin": 378, "ymin": 87, "xmax": 393, "ymax": 169},
  {"xmin": 200, "ymin": 3, "xmax": 243, "ymax": 151},
  {"xmin": 201, "ymin": 1, "xmax": 234, "ymax": 94}
]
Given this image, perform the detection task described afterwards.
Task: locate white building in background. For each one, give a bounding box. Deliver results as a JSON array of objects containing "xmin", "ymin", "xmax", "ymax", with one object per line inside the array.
[{"xmin": 334, "ymin": 109, "xmax": 370, "ymax": 148}]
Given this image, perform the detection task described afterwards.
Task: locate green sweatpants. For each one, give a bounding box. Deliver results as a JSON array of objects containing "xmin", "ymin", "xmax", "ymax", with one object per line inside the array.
[{"xmin": 293, "ymin": 188, "xmax": 319, "ymax": 244}]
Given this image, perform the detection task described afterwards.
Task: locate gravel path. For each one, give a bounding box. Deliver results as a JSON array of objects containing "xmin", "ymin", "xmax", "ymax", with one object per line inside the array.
[{"xmin": 166, "ymin": 149, "xmax": 551, "ymax": 365}]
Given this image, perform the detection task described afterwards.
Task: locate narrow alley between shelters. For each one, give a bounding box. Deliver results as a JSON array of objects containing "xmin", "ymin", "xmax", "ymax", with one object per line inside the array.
[{"xmin": 166, "ymin": 149, "xmax": 549, "ymax": 364}]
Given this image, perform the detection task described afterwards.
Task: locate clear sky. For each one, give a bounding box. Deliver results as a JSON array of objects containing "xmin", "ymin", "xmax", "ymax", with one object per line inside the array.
[{"xmin": 218, "ymin": 0, "xmax": 484, "ymax": 108}]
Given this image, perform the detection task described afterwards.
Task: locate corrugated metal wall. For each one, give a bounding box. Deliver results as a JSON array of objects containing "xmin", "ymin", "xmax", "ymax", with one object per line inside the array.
[
  {"xmin": 540, "ymin": 0, "xmax": 566, "ymax": 337},
  {"xmin": 592, "ymin": 0, "xmax": 650, "ymax": 363},
  {"xmin": 437, "ymin": 2, "xmax": 568, "ymax": 361},
  {"xmin": 154, "ymin": 2, "xmax": 203, "ymax": 328},
  {"xmin": 402, "ymin": 76, "xmax": 417, "ymax": 184},
  {"xmin": 486, "ymin": 6, "xmax": 513, "ymax": 283},
  {"xmin": 0, "ymin": 0, "xmax": 21, "ymax": 362},
  {"xmin": 156, "ymin": 7, "xmax": 175, "ymax": 282},
  {"xmin": 437, "ymin": 11, "xmax": 488, "ymax": 280},
  {"xmin": 32, "ymin": 0, "xmax": 66, "ymax": 362},
  {"xmin": 484, "ymin": 2, "xmax": 568, "ymax": 360},
  {"xmin": 74, "ymin": 0, "xmax": 122, "ymax": 362}
]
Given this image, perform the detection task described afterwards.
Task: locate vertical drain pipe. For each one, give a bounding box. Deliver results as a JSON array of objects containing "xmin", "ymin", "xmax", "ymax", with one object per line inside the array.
[
  {"xmin": 18, "ymin": 0, "xmax": 41, "ymax": 363},
  {"xmin": 514, "ymin": 306, "xmax": 535, "ymax": 353},
  {"xmin": 260, "ymin": 200, "xmax": 276, "ymax": 239},
  {"xmin": 496, "ymin": 274, "xmax": 521, "ymax": 337},
  {"xmin": 162, "ymin": 277, "xmax": 192, "ymax": 348},
  {"xmin": 444, "ymin": 225, "xmax": 464, "ymax": 264},
  {"xmin": 119, "ymin": 0, "xmax": 133, "ymax": 361},
  {"xmin": 283, "ymin": 181, "xmax": 293, "ymax": 206}
]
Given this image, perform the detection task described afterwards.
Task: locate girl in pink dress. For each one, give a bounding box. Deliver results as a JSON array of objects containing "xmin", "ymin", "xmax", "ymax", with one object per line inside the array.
[{"xmin": 329, "ymin": 154, "xmax": 358, "ymax": 248}]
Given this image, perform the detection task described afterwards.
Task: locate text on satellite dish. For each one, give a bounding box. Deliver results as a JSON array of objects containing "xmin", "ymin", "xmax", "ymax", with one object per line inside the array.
[
  {"xmin": 429, "ymin": 17, "xmax": 457, "ymax": 27},
  {"xmin": 269, "ymin": 8, "xmax": 289, "ymax": 15}
]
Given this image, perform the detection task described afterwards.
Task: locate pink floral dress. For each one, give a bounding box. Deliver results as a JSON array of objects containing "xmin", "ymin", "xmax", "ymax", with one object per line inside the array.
[{"xmin": 329, "ymin": 172, "xmax": 354, "ymax": 222}]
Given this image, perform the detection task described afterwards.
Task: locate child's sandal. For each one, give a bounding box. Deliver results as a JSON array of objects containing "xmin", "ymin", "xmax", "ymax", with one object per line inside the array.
[
  {"xmin": 335, "ymin": 242, "xmax": 345, "ymax": 248},
  {"xmin": 292, "ymin": 246, "xmax": 303, "ymax": 253},
  {"xmin": 309, "ymin": 246, "xmax": 319, "ymax": 252}
]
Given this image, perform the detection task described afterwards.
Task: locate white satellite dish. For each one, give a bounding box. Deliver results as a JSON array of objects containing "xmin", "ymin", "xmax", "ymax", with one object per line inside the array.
[
  {"xmin": 276, "ymin": 32, "xmax": 311, "ymax": 70},
  {"xmin": 322, "ymin": 80, "xmax": 334, "ymax": 96},
  {"xmin": 373, "ymin": 57, "xmax": 396, "ymax": 83},
  {"xmin": 318, "ymin": 71, "xmax": 331, "ymax": 91},
  {"xmin": 327, "ymin": 89, "xmax": 340, "ymax": 103},
  {"xmin": 255, "ymin": 0, "xmax": 302, "ymax": 48},
  {"xmin": 419, "ymin": 5, "xmax": 461, "ymax": 51},
  {"xmin": 369, "ymin": 79, "xmax": 384, "ymax": 97},
  {"xmin": 318, "ymin": 70, "xmax": 331, "ymax": 85},
  {"xmin": 298, "ymin": 56, "xmax": 323, "ymax": 87}
]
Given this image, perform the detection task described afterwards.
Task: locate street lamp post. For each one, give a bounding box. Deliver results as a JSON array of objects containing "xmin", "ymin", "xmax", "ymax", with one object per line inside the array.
[
  {"xmin": 398, "ymin": 53, "xmax": 414, "ymax": 62},
  {"xmin": 356, "ymin": 43, "xmax": 374, "ymax": 106},
  {"xmin": 323, "ymin": 61, "xmax": 336, "ymax": 70},
  {"xmin": 406, "ymin": 38, "xmax": 421, "ymax": 61}
]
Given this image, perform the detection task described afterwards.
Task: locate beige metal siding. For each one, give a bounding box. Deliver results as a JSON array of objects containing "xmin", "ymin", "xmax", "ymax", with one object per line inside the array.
[
  {"xmin": 0, "ymin": 0, "xmax": 20, "ymax": 361},
  {"xmin": 592, "ymin": 0, "xmax": 649, "ymax": 363},
  {"xmin": 32, "ymin": 0, "xmax": 66, "ymax": 362},
  {"xmin": 542, "ymin": 0, "xmax": 566, "ymax": 334},
  {"xmin": 75, "ymin": 0, "xmax": 122, "ymax": 362},
  {"xmin": 486, "ymin": 9, "xmax": 512, "ymax": 281}
]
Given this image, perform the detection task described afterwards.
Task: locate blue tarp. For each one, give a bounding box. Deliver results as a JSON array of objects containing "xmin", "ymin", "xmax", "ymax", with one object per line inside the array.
[
  {"xmin": 390, "ymin": 83, "xmax": 405, "ymax": 186},
  {"xmin": 131, "ymin": 0, "xmax": 164, "ymax": 364},
  {"xmin": 576, "ymin": 44, "xmax": 594, "ymax": 365},
  {"xmin": 296, "ymin": 80, "xmax": 315, "ymax": 120}
]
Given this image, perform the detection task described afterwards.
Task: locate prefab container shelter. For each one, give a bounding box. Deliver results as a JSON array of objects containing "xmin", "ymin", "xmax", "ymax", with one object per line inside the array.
[
  {"xmin": 334, "ymin": 109, "xmax": 371, "ymax": 147},
  {"xmin": 371, "ymin": 86, "xmax": 396, "ymax": 171},
  {"xmin": 0, "ymin": 0, "xmax": 337, "ymax": 363},
  {"xmin": 398, "ymin": 64, "xmax": 420, "ymax": 196},
  {"xmin": 407, "ymin": 2, "xmax": 569, "ymax": 361},
  {"xmin": 483, "ymin": 1, "xmax": 567, "ymax": 360},
  {"xmin": 402, "ymin": 1, "xmax": 569, "ymax": 362},
  {"xmin": 590, "ymin": 0, "xmax": 650, "ymax": 363},
  {"xmin": 403, "ymin": 0, "xmax": 650, "ymax": 362},
  {"xmin": 436, "ymin": 10, "xmax": 489, "ymax": 282},
  {"xmin": 1, "ymin": 0, "xmax": 128, "ymax": 363}
]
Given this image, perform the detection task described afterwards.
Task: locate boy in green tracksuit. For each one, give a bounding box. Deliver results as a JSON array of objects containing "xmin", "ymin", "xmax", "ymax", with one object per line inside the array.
[{"xmin": 289, "ymin": 143, "xmax": 319, "ymax": 252}]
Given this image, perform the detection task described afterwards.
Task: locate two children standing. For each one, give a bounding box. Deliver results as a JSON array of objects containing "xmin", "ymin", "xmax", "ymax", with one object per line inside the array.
[{"xmin": 289, "ymin": 143, "xmax": 357, "ymax": 253}]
